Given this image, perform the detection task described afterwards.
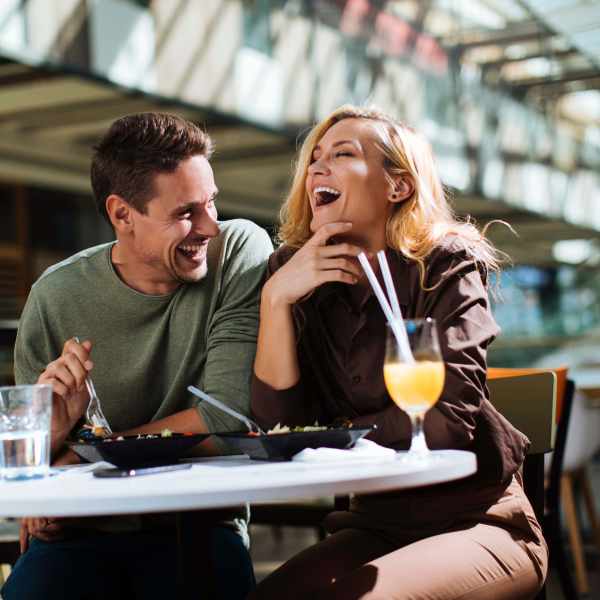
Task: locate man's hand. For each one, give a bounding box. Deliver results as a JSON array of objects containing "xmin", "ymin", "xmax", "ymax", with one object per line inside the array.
[
  {"xmin": 38, "ymin": 338, "xmax": 94, "ymax": 452},
  {"xmin": 263, "ymin": 222, "xmax": 364, "ymax": 308},
  {"xmin": 19, "ymin": 517, "xmax": 66, "ymax": 553}
]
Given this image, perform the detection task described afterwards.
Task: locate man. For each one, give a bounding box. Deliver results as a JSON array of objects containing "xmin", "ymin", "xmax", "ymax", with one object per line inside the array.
[{"xmin": 1, "ymin": 113, "xmax": 273, "ymax": 599}]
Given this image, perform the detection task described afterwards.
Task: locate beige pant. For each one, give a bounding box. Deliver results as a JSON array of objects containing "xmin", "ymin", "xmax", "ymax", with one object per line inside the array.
[{"xmin": 250, "ymin": 476, "xmax": 547, "ymax": 600}]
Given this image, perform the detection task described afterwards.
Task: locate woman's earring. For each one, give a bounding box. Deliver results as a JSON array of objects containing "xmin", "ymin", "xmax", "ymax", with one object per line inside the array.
[{"xmin": 390, "ymin": 192, "xmax": 399, "ymax": 201}]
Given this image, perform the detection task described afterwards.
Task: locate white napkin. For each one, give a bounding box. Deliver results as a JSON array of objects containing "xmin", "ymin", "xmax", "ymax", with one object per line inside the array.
[{"xmin": 292, "ymin": 438, "xmax": 396, "ymax": 463}]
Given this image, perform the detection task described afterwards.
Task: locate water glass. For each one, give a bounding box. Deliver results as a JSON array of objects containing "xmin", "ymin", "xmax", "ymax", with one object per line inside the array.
[{"xmin": 0, "ymin": 384, "xmax": 52, "ymax": 481}]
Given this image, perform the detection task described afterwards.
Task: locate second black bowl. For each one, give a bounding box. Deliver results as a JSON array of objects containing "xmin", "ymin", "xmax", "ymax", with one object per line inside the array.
[{"xmin": 215, "ymin": 427, "xmax": 373, "ymax": 461}]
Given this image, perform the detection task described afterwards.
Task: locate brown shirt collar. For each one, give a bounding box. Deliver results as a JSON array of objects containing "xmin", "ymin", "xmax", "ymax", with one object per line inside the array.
[{"xmin": 309, "ymin": 248, "xmax": 410, "ymax": 312}]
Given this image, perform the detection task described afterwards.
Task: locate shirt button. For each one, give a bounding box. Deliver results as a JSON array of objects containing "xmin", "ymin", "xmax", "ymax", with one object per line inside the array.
[{"xmin": 352, "ymin": 375, "xmax": 361, "ymax": 385}]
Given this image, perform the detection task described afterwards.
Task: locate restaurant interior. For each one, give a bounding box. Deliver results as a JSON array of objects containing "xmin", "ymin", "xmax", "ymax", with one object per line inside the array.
[{"xmin": 1, "ymin": 0, "xmax": 600, "ymax": 597}]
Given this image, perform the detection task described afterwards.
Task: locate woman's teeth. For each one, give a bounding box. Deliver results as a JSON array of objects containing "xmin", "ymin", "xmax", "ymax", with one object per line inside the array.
[{"xmin": 314, "ymin": 186, "xmax": 341, "ymax": 206}]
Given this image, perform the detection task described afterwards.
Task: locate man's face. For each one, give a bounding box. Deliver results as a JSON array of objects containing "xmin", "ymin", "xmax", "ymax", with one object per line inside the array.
[{"xmin": 129, "ymin": 155, "xmax": 220, "ymax": 288}]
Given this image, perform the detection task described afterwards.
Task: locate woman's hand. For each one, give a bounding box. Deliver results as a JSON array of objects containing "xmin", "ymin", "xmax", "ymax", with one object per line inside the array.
[
  {"xmin": 253, "ymin": 222, "xmax": 365, "ymax": 390},
  {"xmin": 38, "ymin": 338, "xmax": 94, "ymax": 452},
  {"xmin": 263, "ymin": 222, "xmax": 364, "ymax": 307}
]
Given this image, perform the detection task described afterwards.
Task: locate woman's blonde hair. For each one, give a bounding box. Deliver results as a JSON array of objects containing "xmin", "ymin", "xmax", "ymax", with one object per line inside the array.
[{"xmin": 278, "ymin": 104, "xmax": 506, "ymax": 286}]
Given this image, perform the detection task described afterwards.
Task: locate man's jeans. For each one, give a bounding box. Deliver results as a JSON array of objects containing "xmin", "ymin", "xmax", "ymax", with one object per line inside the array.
[{"xmin": 1, "ymin": 525, "xmax": 255, "ymax": 600}]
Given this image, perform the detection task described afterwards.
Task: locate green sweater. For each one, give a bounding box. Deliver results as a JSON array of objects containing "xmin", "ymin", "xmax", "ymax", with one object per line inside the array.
[{"xmin": 15, "ymin": 219, "xmax": 273, "ymax": 437}]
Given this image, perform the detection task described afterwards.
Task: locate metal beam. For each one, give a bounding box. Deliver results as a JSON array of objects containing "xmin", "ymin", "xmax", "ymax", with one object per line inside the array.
[
  {"xmin": 509, "ymin": 68, "xmax": 600, "ymax": 89},
  {"xmin": 517, "ymin": 0, "xmax": 600, "ymax": 73},
  {"xmin": 0, "ymin": 62, "xmax": 60, "ymax": 84},
  {"xmin": 0, "ymin": 95, "xmax": 162, "ymax": 130},
  {"xmin": 476, "ymin": 48, "xmax": 579, "ymax": 69},
  {"xmin": 526, "ymin": 77, "xmax": 600, "ymax": 97},
  {"xmin": 412, "ymin": 0, "xmax": 434, "ymax": 35},
  {"xmin": 212, "ymin": 143, "xmax": 294, "ymax": 163},
  {"xmin": 442, "ymin": 20, "xmax": 554, "ymax": 51}
]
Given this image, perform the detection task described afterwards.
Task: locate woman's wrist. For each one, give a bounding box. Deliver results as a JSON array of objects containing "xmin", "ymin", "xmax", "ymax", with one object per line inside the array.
[{"xmin": 262, "ymin": 278, "xmax": 293, "ymax": 310}]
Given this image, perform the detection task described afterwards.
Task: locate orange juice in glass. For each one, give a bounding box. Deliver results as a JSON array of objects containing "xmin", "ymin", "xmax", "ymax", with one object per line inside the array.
[{"xmin": 384, "ymin": 318, "xmax": 444, "ymax": 458}]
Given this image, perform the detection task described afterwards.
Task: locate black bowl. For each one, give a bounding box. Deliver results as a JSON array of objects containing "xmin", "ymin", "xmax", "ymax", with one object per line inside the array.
[
  {"xmin": 215, "ymin": 427, "xmax": 373, "ymax": 461},
  {"xmin": 69, "ymin": 433, "xmax": 210, "ymax": 468}
]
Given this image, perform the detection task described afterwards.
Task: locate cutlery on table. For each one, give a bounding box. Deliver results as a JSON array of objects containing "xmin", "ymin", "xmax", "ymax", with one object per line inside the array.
[
  {"xmin": 187, "ymin": 385, "xmax": 265, "ymax": 435},
  {"xmin": 93, "ymin": 463, "xmax": 192, "ymax": 478},
  {"xmin": 74, "ymin": 336, "xmax": 113, "ymax": 436}
]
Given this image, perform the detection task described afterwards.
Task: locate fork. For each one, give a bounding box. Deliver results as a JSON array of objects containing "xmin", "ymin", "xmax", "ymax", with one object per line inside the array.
[
  {"xmin": 187, "ymin": 385, "xmax": 265, "ymax": 435},
  {"xmin": 74, "ymin": 336, "xmax": 113, "ymax": 435}
]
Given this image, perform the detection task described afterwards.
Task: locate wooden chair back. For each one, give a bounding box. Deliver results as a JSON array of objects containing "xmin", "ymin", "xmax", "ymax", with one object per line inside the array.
[
  {"xmin": 487, "ymin": 371, "xmax": 556, "ymax": 454},
  {"xmin": 488, "ymin": 366, "xmax": 567, "ymax": 423},
  {"xmin": 487, "ymin": 372, "xmax": 557, "ymax": 600}
]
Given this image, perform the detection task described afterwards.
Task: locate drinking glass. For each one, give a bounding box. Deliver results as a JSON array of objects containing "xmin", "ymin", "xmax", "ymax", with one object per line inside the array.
[
  {"xmin": 384, "ymin": 318, "xmax": 445, "ymax": 459},
  {"xmin": 0, "ymin": 384, "xmax": 52, "ymax": 481}
]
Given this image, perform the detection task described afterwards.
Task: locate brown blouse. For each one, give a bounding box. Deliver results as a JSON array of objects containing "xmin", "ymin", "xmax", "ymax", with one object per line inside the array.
[{"xmin": 251, "ymin": 239, "xmax": 530, "ymax": 517}]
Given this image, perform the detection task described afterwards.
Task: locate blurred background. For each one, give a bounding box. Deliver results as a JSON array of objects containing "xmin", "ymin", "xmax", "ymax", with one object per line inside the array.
[
  {"xmin": 1, "ymin": 0, "xmax": 600, "ymax": 383},
  {"xmin": 0, "ymin": 1, "xmax": 600, "ymax": 595}
]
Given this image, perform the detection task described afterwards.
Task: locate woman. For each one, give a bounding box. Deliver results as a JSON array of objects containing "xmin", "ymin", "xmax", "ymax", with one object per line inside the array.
[{"xmin": 250, "ymin": 105, "xmax": 547, "ymax": 599}]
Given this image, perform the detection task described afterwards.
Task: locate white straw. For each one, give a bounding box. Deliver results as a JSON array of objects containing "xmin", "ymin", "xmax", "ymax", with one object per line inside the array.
[
  {"xmin": 390, "ymin": 319, "xmax": 415, "ymax": 364},
  {"xmin": 358, "ymin": 252, "xmax": 414, "ymax": 363},
  {"xmin": 377, "ymin": 250, "xmax": 401, "ymax": 319},
  {"xmin": 357, "ymin": 253, "xmax": 394, "ymax": 324}
]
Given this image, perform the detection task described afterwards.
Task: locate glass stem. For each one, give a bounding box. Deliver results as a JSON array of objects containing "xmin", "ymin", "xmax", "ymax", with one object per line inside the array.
[{"xmin": 409, "ymin": 412, "xmax": 429, "ymax": 455}]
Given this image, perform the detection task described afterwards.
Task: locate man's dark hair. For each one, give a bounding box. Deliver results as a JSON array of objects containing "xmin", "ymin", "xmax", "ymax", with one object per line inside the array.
[{"xmin": 90, "ymin": 113, "xmax": 213, "ymax": 223}]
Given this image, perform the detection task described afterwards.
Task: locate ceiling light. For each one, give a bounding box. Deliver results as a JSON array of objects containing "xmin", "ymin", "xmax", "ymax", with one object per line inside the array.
[{"xmin": 552, "ymin": 239, "xmax": 594, "ymax": 264}]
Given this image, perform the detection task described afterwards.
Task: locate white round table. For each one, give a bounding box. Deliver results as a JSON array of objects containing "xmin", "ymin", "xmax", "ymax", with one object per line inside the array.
[{"xmin": 0, "ymin": 450, "xmax": 476, "ymax": 518}]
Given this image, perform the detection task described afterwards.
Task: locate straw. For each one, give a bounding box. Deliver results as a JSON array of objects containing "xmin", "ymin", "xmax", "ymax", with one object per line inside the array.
[
  {"xmin": 377, "ymin": 250, "xmax": 401, "ymax": 319},
  {"xmin": 390, "ymin": 319, "xmax": 415, "ymax": 364},
  {"xmin": 357, "ymin": 253, "xmax": 394, "ymax": 324},
  {"xmin": 358, "ymin": 252, "xmax": 414, "ymax": 363}
]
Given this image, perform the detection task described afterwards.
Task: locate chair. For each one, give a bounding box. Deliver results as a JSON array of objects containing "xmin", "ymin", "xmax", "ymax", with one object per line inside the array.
[
  {"xmin": 489, "ymin": 368, "xmax": 581, "ymax": 599},
  {"xmin": 543, "ymin": 379, "xmax": 579, "ymax": 599},
  {"xmin": 487, "ymin": 372, "xmax": 556, "ymax": 522},
  {"xmin": 554, "ymin": 387, "xmax": 600, "ymax": 596},
  {"xmin": 487, "ymin": 372, "xmax": 557, "ymax": 600},
  {"xmin": 488, "ymin": 366, "xmax": 568, "ymax": 424},
  {"xmin": 252, "ymin": 372, "xmax": 557, "ymax": 597}
]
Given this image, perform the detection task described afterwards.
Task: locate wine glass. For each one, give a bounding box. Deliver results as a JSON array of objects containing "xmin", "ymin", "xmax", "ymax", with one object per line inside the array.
[{"xmin": 383, "ymin": 318, "xmax": 445, "ymax": 459}]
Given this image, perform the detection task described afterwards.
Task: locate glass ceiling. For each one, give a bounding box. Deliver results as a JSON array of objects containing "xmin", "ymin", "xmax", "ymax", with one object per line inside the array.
[
  {"xmin": 0, "ymin": 0, "xmax": 598, "ymax": 254},
  {"xmin": 365, "ymin": 0, "xmax": 600, "ymax": 129}
]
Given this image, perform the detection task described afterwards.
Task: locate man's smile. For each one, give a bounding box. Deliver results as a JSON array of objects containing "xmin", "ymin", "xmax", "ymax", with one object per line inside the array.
[{"xmin": 176, "ymin": 239, "xmax": 209, "ymax": 261}]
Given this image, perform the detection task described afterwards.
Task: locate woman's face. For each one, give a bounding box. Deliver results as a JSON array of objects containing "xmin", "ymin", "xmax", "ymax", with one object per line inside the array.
[{"xmin": 305, "ymin": 118, "xmax": 393, "ymax": 250}]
